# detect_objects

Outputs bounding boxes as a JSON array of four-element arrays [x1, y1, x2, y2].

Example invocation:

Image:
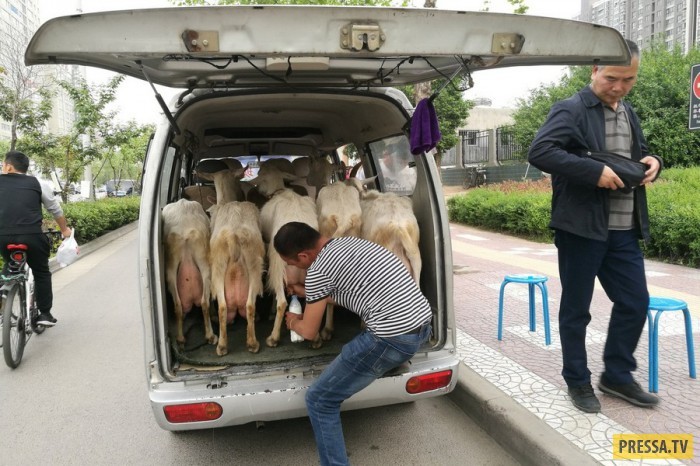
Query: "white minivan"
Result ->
[[26, 5, 628, 431]]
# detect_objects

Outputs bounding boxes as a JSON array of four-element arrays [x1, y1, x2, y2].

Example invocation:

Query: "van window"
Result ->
[[369, 135, 416, 194]]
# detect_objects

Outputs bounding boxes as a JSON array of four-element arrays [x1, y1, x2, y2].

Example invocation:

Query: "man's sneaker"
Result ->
[[36, 312, 57, 327], [598, 376, 659, 408], [568, 384, 601, 413]]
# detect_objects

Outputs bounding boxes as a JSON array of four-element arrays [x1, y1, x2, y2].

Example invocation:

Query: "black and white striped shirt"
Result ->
[[304, 236, 431, 337]]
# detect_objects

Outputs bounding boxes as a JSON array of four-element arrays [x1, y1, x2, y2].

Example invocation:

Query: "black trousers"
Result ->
[[555, 229, 649, 387], [0, 233, 53, 313]]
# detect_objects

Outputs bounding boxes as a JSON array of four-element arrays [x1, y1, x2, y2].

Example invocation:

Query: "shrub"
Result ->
[[1, 196, 140, 270], [448, 168, 700, 267], [54, 196, 141, 244]]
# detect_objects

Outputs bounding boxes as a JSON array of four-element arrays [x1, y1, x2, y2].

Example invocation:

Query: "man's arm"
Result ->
[[39, 180, 72, 238], [285, 297, 330, 341], [529, 103, 613, 188]]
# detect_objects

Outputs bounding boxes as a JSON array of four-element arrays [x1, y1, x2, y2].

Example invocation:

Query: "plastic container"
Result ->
[[289, 295, 304, 343]]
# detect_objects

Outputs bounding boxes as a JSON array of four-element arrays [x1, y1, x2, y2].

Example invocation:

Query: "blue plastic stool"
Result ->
[[647, 296, 696, 393], [498, 274, 551, 345]]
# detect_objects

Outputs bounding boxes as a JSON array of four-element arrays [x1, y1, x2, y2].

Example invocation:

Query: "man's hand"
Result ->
[[597, 165, 625, 191], [286, 283, 306, 297], [640, 155, 661, 185]]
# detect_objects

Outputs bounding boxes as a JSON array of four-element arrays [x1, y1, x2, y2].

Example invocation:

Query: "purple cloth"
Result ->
[[410, 98, 441, 155]]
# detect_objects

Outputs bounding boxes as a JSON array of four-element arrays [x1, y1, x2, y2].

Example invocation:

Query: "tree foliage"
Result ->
[[0, 39, 54, 151], [512, 43, 700, 167], [19, 76, 125, 202]]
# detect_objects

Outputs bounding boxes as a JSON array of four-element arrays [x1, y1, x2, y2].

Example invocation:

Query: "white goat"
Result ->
[[360, 190, 422, 283], [315, 180, 363, 340], [196, 164, 246, 205], [208, 201, 265, 355], [161, 199, 216, 349], [252, 166, 319, 347]]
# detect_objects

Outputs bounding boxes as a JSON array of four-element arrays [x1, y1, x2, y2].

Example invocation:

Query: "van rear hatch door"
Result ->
[[26, 6, 629, 89]]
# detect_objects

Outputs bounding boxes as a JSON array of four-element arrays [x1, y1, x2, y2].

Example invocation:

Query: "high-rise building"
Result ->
[[582, 0, 700, 52], [0, 0, 82, 144]]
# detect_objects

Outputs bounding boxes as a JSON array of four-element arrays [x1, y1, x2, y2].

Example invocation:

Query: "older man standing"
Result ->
[[528, 40, 662, 413]]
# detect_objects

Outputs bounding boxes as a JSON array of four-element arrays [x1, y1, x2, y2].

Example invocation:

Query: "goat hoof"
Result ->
[[320, 329, 333, 341], [248, 341, 260, 353], [207, 335, 219, 346], [311, 339, 323, 350], [265, 336, 279, 347], [216, 345, 228, 356]]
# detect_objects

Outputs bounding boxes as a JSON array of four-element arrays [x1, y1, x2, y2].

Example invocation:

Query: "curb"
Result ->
[[49, 222, 138, 273], [448, 363, 598, 466]]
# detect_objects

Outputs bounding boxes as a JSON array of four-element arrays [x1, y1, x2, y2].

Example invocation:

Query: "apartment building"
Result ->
[[0, 0, 81, 143], [582, 0, 700, 52]]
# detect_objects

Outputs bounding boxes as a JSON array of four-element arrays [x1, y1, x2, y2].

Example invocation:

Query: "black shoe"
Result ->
[[567, 384, 601, 413], [36, 312, 57, 327], [598, 376, 659, 408]]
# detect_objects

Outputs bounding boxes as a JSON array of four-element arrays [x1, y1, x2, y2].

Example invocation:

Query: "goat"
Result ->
[[208, 201, 265, 355], [161, 199, 216, 349], [196, 161, 246, 205], [360, 190, 422, 283], [314, 180, 363, 340], [251, 166, 319, 348]]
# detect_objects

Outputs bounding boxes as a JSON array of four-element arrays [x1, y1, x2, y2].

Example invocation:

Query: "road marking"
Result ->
[[451, 236, 700, 317]]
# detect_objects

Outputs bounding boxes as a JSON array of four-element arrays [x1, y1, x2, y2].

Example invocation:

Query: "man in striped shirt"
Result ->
[[274, 221, 431, 466], [528, 40, 662, 414]]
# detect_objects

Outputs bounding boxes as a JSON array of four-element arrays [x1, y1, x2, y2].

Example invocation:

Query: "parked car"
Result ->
[[26, 5, 629, 431]]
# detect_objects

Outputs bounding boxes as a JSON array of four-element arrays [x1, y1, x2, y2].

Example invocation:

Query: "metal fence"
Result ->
[[496, 126, 524, 162], [459, 129, 489, 165]]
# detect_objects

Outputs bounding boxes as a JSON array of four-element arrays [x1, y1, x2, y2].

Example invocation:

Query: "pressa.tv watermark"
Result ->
[[613, 434, 694, 460]]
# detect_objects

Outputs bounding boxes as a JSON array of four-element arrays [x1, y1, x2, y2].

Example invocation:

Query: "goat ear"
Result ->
[[206, 195, 217, 206], [362, 176, 378, 186]]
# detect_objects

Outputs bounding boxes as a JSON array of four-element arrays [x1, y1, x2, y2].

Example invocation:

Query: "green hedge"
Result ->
[[53, 196, 141, 244], [447, 179, 553, 242], [447, 168, 700, 268], [2, 196, 140, 270]]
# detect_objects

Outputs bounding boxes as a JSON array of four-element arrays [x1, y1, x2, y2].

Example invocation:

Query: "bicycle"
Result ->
[[1, 230, 61, 368], [463, 165, 487, 189]]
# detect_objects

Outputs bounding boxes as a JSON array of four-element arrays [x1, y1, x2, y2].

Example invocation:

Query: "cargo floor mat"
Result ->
[[169, 305, 361, 367]]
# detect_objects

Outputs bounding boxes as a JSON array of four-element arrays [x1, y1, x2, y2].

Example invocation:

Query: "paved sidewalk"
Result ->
[[448, 218, 699, 465]]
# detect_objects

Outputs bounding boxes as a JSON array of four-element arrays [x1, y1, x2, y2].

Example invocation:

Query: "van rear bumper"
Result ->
[[149, 354, 459, 431]]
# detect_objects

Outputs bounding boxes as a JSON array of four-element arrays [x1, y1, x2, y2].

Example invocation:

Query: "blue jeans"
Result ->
[[305, 324, 431, 466]]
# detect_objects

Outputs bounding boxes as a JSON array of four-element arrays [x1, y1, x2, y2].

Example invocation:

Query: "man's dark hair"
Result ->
[[274, 222, 320, 258], [4, 151, 30, 173], [626, 39, 640, 59]]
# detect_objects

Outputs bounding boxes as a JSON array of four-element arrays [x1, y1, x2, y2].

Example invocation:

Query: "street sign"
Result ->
[[689, 64, 700, 130]]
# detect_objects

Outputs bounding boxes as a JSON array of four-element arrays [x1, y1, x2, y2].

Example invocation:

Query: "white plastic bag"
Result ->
[[55, 228, 80, 268]]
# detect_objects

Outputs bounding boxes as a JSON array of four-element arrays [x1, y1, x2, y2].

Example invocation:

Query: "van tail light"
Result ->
[[405, 370, 453, 394], [163, 402, 223, 423]]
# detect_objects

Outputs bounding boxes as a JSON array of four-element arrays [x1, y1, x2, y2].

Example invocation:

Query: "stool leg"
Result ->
[[647, 310, 655, 392], [537, 282, 551, 346], [682, 308, 696, 379], [652, 310, 663, 393], [498, 281, 508, 341], [528, 283, 536, 332]]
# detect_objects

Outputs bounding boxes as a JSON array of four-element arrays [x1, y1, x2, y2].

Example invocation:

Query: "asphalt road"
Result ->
[[0, 228, 517, 465]]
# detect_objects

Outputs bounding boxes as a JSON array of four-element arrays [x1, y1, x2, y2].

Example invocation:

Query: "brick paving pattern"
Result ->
[[449, 220, 699, 465]]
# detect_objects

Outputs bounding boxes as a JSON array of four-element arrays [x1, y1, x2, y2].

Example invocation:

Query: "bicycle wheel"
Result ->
[[3, 283, 27, 369]]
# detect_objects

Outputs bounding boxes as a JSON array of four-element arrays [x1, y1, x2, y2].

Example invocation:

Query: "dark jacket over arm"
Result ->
[[528, 86, 662, 242]]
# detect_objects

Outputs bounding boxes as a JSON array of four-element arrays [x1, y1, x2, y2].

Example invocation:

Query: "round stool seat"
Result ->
[[503, 274, 548, 284], [649, 296, 687, 311]]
